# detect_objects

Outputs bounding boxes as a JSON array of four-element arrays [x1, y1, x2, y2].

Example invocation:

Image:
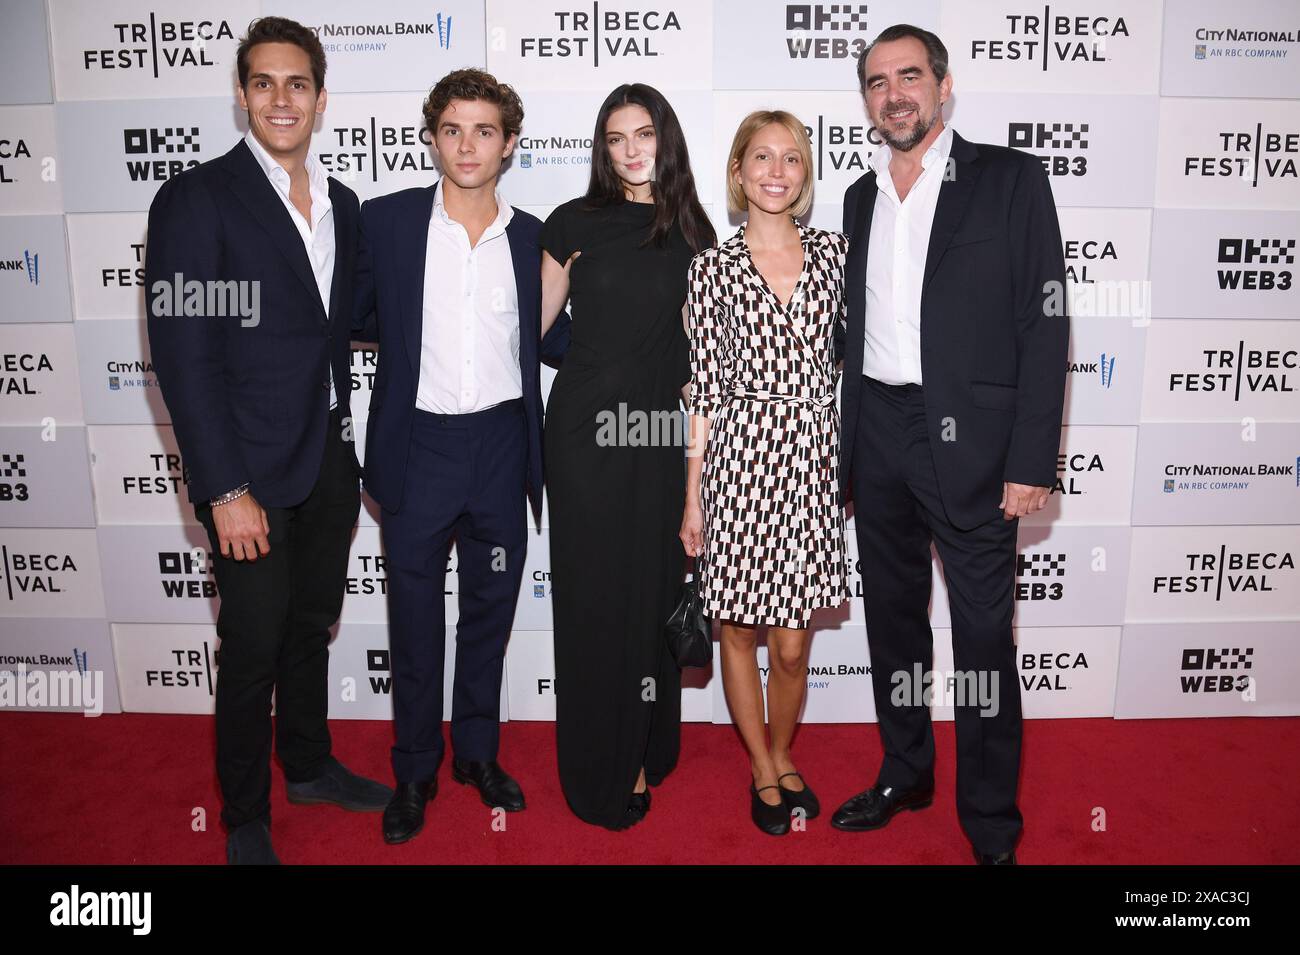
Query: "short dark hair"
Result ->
[[236, 17, 326, 91], [422, 68, 524, 141], [856, 23, 949, 93]]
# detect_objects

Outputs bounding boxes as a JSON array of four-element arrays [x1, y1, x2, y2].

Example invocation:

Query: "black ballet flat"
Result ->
[[629, 787, 651, 819], [751, 783, 791, 836], [778, 772, 820, 820]]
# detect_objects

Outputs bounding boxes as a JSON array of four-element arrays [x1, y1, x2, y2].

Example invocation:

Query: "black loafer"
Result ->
[[286, 757, 394, 812], [976, 849, 1017, 865], [830, 782, 934, 832], [226, 819, 279, 865], [751, 783, 791, 836], [451, 758, 526, 812], [382, 781, 437, 845], [778, 772, 820, 820]]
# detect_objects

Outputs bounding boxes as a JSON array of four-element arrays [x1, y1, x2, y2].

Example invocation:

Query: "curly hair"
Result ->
[[422, 68, 524, 140]]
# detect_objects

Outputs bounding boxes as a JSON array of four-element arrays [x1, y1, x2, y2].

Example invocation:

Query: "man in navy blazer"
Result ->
[[353, 69, 558, 844], [830, 26, 1068, 864], [145, 18, 392, 865]]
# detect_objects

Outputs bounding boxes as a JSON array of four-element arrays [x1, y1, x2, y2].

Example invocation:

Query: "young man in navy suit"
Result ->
[[146, 17, 392, 865], [354, 69, 557, 844]]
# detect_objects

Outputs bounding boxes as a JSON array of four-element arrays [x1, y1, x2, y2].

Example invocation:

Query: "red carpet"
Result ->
[[2, 713, 1297, 865]]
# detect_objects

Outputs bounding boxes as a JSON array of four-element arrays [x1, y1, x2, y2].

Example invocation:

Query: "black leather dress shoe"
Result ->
[[451, 758, 526, 812], [286, 757, 394, 812], [383, 781, 437, 845], [778, 772, 820, 820], [830, 782, 934, 832], [751, 783, 791, 836], [226, 819, 279, 865], [976, 850, 1017, 865]]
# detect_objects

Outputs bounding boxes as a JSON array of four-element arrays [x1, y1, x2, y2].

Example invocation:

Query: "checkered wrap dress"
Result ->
[[687, 224, 850, 629]]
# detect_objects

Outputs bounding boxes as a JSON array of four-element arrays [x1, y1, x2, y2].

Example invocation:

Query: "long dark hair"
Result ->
[[584, 84, 715, 253]]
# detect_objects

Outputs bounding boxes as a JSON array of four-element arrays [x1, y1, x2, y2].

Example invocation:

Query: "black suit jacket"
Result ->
[[840, 130, 1069, 529], [145, 139, 363, 508], [352, 183, 560, 517]]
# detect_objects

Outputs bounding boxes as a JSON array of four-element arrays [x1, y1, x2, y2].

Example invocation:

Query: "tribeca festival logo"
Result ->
[[1180, 647, 1253, 695], [1183, 124, 1299, 189], [969, 10, 1131, 68], [0, 350, 52, 397], [1166, 342, 1296, 398], [785, 4, 869, 61], [0, 543, 78, 599], [1051, 450, 1104, 498], [1021, 650, 1089, 692], [1016, 552, 1065, 602], [1153, 546, 1294, 598], [145, 642, 216, 694], [317, 116, 438, 182], [307, 13, 454, 54], [516, 7, 684, 63], [801, 114, 880, 181], [79, 13, 234, 75], [123, 451, 186, 498], [1, 249, 39, 285], [1216, 236, 1294, 291], [1192, 24, 1298, 62], [101, 239, 146, 292], [124, 126, 201, 182], [0, 451, 27, 503]]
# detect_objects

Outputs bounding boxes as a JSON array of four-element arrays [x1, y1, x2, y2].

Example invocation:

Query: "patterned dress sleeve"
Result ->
[[686, 251, 731, 420], [828, 231, 849, 366]]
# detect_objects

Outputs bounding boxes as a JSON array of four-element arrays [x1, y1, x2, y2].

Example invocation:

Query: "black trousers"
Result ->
[[196, 407, 361, 829], [851, 377, 1023, 855]]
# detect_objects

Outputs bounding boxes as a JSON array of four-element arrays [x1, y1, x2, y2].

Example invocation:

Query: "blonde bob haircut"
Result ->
[[725, 110, 815, 218]]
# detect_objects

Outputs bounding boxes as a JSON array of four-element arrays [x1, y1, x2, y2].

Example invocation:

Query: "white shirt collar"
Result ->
[[870, 123, 955, 179], [432, 177, 514, 236], [244, 129, 330, 202]]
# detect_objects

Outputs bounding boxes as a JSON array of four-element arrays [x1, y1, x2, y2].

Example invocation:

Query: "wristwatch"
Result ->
[[210, 484, 250, 507]]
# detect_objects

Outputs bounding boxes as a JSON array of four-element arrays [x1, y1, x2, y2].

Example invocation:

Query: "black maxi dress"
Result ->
[[540, 196, 693, 828]]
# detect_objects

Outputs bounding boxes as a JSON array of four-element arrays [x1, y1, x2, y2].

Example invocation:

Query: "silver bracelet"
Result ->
[[210, 484, 250, 507]]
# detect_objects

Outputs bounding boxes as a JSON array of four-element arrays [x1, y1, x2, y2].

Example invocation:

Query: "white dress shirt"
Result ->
[[417, 178, 522, 415], [863, 123, 955, 386], [243, 130, 338, 408]]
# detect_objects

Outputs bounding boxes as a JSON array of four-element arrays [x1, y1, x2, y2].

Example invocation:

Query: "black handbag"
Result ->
[[664, 560, 712, 668]]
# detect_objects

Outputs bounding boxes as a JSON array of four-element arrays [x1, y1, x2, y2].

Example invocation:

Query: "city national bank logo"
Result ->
[[124, 127, 200, 182], [1009, 121, 1088, 177], [1180, 647, 1252, 695], [532, 569, 551, 598], [1, 351, 52, 396], [79, 14, 234, 76], [309, 14, 454, 53], [1162, 459, 1296, 494], [1, 653, 104, 717], [105, 359, 156, 393], [1167, 342, 1295, 399], [0, 544, 79, 599], [367, 649, 390, 694], [0, 451, 28, 504], [1192, 25, 1298, 62], [158, 549, 215, 600], [1183, 125, 1298, 189], [1068, 353, 1116, 389], [1015, 552, 1065, 602], [1052, 451, 1104, 497], [517, 8, 684, 64], [516, 131, 594, 170], [1, 250, 39, 285], [785, 4, 869, 61], [969, 11, 1131, 68], [1153, 547, 1294, 598], [1217, 237, 1294, 291]]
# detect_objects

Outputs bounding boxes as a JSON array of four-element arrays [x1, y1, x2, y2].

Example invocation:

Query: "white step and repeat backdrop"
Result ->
[[2, 0, 1297, 723]]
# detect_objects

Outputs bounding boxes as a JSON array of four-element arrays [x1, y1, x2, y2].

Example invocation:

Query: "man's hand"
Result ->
[[212, 493, 270, 561], [999, 482, 1049, 521]]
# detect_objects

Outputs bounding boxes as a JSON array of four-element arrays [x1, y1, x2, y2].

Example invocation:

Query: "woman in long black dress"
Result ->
[[539, 84, 715, 830]]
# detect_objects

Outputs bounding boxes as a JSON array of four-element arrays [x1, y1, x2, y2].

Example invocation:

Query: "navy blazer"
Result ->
[[145, 139, 363, 508], [353, 183, 564, 516], [839, 131, 1069, 529]]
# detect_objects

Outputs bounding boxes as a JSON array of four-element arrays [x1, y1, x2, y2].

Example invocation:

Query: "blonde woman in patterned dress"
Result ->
[[680, 111, 849, 836]]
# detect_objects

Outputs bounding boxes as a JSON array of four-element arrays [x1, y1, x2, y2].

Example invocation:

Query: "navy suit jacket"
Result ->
[[353, 183, 565, 517], [145, 139, 363, 508], [839, 131, 1069, 529]]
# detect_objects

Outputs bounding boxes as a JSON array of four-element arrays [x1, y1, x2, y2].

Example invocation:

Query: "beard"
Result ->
[[877, 100, 939, 152]]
